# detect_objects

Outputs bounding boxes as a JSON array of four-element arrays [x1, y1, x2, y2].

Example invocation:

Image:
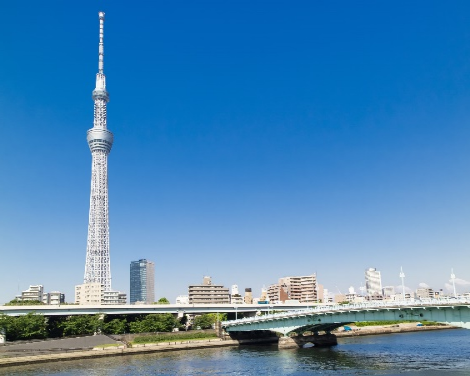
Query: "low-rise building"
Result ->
[[415, 288, 442, 300], [334, 294, 347, 303], [103, 290, 127, 305], [176, 295, 189, 304], [15, 286, 65, 305], [393, 292, 412, 300], [365, 294, 384, 301], [382, 286, 395, 297], [42, 291, 65, 305]]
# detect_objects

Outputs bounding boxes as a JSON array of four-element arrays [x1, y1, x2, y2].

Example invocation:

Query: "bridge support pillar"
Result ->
[[278, 336, 298, 349], [278, 333, 338, 349], [214, 321, 224, 338], [309, 333, 337, 347]]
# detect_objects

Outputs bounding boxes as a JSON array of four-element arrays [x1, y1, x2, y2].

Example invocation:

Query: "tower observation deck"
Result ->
[[84, 11, 114, 291]]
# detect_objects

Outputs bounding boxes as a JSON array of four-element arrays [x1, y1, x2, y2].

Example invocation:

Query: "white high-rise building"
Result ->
[[365, 268, 383, 296], [84, 12, 114, 291], [231, 284, 244, 304], [19, 285, 44, 302]]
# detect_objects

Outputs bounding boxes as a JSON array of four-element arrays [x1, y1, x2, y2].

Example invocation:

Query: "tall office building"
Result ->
[[83, 12, 114, 291], [130, 259, 155, 304], [365, 267, 383, 296]]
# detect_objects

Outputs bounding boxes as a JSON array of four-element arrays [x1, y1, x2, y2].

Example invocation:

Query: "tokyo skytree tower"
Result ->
[[84, 11, 114, 291]]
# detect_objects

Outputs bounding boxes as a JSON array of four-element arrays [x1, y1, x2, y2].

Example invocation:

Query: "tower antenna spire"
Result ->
[[98, 11, 105, 74], [84, 11, 114, 292]]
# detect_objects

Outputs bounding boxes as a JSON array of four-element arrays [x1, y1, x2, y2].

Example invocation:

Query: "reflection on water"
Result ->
[[1, 329, 470, 375]]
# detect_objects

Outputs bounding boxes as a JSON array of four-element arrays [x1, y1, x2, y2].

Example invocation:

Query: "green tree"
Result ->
[[179, 314, 188, 327], [193, 313, 227, 329], [16, 313, 47, 339], [59, 315, 101, 336], [129, 314, 178, 333], [156, 297, 170, 304], [103, 318, 127, 334], [0, 314, 13, 340], [47, 316, 66, 338], [4, 299, 45, 306], [0, 313, 47, 341]]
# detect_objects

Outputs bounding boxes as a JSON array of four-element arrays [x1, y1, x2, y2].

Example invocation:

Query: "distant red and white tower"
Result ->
[[84, 12, 114, 291]]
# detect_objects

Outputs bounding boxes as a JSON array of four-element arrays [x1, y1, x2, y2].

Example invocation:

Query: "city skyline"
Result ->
[[2, 1, 470, 304]]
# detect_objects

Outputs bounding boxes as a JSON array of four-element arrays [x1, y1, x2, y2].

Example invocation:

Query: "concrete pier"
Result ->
[[278, 336, 297, 349], [278, 333, 337, 348]]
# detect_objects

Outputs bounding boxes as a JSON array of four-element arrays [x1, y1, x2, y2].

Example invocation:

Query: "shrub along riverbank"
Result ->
[[133, 332, 219, 344]]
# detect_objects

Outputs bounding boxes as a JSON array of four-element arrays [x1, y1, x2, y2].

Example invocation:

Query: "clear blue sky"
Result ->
[[1, 1, 470, 303]]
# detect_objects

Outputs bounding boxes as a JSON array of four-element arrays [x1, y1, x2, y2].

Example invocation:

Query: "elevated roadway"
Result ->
[[0, 303, 313, 317]]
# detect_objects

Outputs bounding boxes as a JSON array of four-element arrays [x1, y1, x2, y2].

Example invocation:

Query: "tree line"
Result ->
[[0, 312, 227, 342]]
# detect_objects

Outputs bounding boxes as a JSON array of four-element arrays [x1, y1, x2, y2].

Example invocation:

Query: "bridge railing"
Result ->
[[222, 297, 470, 326]]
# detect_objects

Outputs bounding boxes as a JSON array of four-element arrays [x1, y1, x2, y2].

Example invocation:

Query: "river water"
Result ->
[[1, 329, 470, 375]]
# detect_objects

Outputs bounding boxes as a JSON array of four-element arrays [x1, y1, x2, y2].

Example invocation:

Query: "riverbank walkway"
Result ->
[[0, 336, 239, 368], [0, 335, 122, 359]]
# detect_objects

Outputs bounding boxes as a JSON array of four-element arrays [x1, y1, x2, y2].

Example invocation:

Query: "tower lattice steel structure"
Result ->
[[84, 11, 114, 291]]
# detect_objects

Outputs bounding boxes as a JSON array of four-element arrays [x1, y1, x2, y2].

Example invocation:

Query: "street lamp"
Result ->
[[451, 269, 457, 298], [400, 266, 406, 301]]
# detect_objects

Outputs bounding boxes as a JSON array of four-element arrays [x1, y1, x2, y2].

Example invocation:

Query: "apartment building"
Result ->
[[42, 291, 65, 305], [267, 274, 318, 303], [20, 285, 44, 302], [188, 276, 230, 304], [75, 282, 127, 305], [365, 268, 383, 296]]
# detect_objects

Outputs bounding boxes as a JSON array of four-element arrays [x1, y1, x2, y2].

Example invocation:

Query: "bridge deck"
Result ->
[[222, 298, 470, 335]]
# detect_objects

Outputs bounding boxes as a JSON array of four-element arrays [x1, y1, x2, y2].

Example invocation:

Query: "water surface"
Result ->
[[1, 329, 468, 375]]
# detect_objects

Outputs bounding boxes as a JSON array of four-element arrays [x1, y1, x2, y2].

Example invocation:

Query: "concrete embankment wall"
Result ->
[[0, 338, 239, 368]]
